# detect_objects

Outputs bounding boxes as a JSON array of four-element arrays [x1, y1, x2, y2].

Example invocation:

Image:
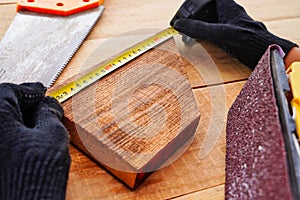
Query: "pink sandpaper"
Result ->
[[225, 45, 292, 199]]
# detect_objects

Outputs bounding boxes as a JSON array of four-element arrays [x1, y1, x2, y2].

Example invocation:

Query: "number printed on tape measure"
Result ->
[[49, 27, 178, 103]]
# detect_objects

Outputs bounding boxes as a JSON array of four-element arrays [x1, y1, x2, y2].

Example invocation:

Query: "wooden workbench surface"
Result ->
[[1, 0, 300, 199]]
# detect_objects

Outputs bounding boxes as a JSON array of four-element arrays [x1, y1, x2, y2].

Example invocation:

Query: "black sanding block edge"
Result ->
[[270, 48, 300, 200]]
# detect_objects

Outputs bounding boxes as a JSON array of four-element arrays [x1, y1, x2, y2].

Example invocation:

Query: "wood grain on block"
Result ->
[[49, 39, 200, 189]]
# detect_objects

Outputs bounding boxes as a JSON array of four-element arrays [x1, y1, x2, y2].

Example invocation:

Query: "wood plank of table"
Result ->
[[172, 185, 224, 200], [237, 0, 300, 21], [0, 0, 16, 4], [176, 39, 251, 88], [0, 4, 15, 39], [267, 18, 300, 45], [86, 0, 184, 40]]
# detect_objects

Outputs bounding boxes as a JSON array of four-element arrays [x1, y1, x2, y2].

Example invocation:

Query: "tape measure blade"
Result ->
[[49, 27, 178, 103]]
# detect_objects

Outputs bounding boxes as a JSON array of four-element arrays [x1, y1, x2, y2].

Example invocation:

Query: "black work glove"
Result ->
[[0, 82, 70, 200], [172, 0, 298, 69]]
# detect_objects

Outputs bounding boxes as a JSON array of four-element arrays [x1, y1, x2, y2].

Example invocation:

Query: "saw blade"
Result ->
[[0, 5, 104, 88]]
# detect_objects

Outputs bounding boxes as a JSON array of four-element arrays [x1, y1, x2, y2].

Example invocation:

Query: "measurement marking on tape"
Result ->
[[48, 27, 178, 103]]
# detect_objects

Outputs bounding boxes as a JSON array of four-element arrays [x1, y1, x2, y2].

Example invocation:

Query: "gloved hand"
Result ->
[[0, 82, 70, 200], [172, 0, 298, 69]]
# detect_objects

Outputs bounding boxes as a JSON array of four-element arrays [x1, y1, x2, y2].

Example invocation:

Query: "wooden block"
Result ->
[[65, 81, 245, 199], [49, 38, 200, 189]]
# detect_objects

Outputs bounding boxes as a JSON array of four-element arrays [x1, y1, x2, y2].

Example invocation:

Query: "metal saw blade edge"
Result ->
[[0, 6, 105, 88]]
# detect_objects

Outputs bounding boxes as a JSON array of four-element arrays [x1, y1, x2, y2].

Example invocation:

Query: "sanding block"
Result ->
[[226, 45, 300, 199]]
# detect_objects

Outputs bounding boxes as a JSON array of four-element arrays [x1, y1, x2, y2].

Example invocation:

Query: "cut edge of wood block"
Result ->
[[63, 109, 200, 189]]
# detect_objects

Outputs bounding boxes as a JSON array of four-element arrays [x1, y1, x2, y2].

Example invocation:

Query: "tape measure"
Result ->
[[48, 27, 178, 103]]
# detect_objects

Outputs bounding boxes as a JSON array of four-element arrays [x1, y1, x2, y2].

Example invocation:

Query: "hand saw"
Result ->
[[0, 0, 105, 88]]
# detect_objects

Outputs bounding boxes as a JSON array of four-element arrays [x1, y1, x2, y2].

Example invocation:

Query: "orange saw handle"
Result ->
[[17, 0, 104, 16]]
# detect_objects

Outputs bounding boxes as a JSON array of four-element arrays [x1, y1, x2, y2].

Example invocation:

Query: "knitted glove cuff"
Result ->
[[0, 151, 70, 200], [243, 30, 298, 69]]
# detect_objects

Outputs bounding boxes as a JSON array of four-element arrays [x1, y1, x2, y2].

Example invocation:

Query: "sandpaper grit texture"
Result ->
[[225, 46, 292, 199]]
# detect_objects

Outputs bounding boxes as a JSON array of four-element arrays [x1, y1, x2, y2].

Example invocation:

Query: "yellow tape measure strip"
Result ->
[[48, 27, 178, 103], [288, 62, 300, 138]]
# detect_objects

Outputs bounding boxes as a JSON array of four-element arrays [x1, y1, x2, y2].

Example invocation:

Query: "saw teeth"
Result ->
[[47, 6, 105, 88], [0, 6, 105, 88]]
